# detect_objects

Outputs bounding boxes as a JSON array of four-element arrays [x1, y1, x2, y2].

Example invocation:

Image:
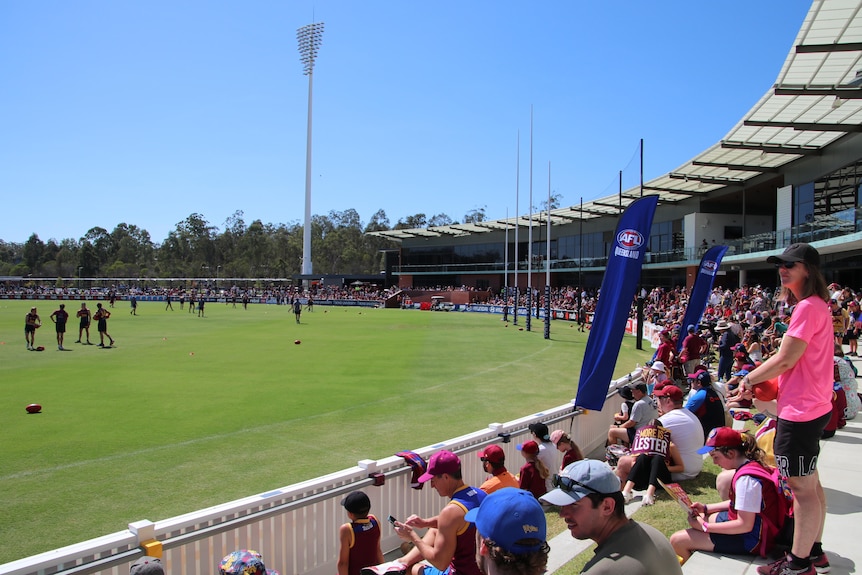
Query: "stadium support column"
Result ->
[[544, 285, 550, 339]]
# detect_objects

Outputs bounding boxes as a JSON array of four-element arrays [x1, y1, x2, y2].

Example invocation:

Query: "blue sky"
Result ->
[[0, 1, 811, 245]]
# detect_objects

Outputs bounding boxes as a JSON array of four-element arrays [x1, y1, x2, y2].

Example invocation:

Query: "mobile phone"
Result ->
[[388, 515, 398, 525]]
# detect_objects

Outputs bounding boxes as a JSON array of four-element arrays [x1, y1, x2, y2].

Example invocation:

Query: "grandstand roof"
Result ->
[[372, 0, 862, 241]]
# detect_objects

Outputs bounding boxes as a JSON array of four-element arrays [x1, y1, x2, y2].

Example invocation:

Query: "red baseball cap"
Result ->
[[517, 440, 539, 455], [478, 444, 505, 464], [654, 384, 683, 402], [698, 427, 744, 454]]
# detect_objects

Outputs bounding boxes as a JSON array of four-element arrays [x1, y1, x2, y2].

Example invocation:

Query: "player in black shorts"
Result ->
[[50, 304, 69, 350], [76, 303, 92, 344]]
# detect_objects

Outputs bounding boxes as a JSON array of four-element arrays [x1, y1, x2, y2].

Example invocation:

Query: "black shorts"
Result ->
[[56, 323, 66, 333], [774, 412, 831, 477], [24, 325, 35, 334]]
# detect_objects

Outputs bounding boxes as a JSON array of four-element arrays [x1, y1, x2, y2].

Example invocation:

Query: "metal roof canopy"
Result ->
[[369, 0, 862, 243]]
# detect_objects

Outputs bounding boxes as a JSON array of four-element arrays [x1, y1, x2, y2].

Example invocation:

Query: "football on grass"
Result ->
[[26, 404, 42, 414], [294, 340, 301, 345]]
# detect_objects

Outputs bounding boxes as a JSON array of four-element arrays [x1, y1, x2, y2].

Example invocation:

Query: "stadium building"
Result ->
[[372, 0, 862, 292]]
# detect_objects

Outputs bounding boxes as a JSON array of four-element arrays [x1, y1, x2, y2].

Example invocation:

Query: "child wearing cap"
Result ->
[[549, 430, 583, 470], [464, 488, 549, 575], [670, 427, 786, 562], [338, 491, 384, 575], [477, 445, 519, 494], [517, 441, 548, 500]]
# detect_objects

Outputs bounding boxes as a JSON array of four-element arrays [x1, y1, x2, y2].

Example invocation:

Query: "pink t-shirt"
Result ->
[[778, 296, 833, 422]]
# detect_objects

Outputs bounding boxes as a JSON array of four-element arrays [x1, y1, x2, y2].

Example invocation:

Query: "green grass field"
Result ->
[[0, 300, 652, 564]]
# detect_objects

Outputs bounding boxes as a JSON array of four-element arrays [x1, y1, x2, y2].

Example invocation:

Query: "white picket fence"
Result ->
[[0, 373, 639, 575]]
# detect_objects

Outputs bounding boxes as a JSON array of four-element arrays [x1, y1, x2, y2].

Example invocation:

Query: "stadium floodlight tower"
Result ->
[[296, 21, 324, 283]]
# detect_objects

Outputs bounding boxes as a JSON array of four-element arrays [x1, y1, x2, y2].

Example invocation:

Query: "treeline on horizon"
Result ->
[[0, 207, 488, 280]]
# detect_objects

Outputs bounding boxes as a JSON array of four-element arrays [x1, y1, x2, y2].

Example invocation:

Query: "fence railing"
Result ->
[[0, 373, 640, 575]]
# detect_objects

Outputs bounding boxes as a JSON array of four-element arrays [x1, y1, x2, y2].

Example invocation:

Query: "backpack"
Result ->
[[731, 461, 794, 556]]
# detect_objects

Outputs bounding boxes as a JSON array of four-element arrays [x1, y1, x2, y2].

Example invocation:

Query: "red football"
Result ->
[[294, 340, 301, 345], [25, 403, 42, 414]]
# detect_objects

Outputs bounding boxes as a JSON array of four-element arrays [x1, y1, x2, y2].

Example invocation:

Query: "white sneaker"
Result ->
[[642, 494, 655, 506], [622, 490, 634, 503]]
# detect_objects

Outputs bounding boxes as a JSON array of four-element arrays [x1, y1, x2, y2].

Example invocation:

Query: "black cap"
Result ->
[[341, 490, 371, 514], [767, 243, 820, 267], [618, 386, 634, 400]]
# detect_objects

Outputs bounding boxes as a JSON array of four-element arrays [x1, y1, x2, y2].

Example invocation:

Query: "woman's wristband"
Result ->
[[702, 521, 709, 533]]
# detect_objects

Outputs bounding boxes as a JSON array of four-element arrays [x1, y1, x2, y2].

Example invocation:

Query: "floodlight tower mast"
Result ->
[[297, 21, 324, 280]]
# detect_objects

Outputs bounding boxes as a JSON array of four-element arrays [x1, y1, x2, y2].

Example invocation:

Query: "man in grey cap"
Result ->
[[540, 460, 681, 575], [129, 556, 165, 575]]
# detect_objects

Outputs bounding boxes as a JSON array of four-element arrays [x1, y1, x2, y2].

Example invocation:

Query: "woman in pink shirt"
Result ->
[[743, 243, 832, 575]]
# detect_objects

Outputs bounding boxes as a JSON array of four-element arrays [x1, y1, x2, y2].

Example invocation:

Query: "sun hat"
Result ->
[[651, 360, 666, 372], [418, 450, 461, 482], [219, 550, 279, 575], [766, 242, 820, 267], [698, 427, 744, 454], [715, 320, 731, 331], [539, 460, 620, 506], [478, 444, 506, 464], [464, 488, 546, 554]]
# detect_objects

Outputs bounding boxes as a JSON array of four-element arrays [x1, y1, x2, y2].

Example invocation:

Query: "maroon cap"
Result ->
[[654, 384, 683, 402], [478, 445, 505, 464], [517, 440, 539, 455], [418, 450, 461, 482]]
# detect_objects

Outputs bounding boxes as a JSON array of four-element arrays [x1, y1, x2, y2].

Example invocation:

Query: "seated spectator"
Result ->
[[822, 381, 847, 439], [540, 460, 683, 574], [612, 386, 635, 426], [834, 345, 860, 420], [394, 450, 486, 575], [670, 428, 787, 562], [517, 441, 549, 500], [550, 430, 584, 470], [465, 488, 549, 575], [684, 370, 727, 440], [607, 383, 657, 447], [619, 420, 684, 506], [130, 557, 165, 575], [645, 361, 669, 394], [477, 445, 519, 494]]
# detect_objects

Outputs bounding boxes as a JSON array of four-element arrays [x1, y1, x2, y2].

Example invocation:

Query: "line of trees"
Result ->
[[0, 207, 488, 280]]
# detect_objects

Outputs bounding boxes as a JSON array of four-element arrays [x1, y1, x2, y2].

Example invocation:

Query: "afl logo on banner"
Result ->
[[701, 260, 718, 276], [617, 230, 644, 249], [614, 229, 644, 260]]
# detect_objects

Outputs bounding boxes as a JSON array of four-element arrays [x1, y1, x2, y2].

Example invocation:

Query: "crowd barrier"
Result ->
[[0, 371, 640, 575]]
